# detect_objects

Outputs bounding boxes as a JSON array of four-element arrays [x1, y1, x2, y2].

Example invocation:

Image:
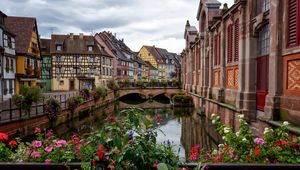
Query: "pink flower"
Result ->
[[190, 153, 198, 160], [32, 140, 42, 148], [229, 151, 234, 158], [254, 137, 265, 145], [55, 139, 68, 148], [114, 147, 120, 154], [152, 160, 159, 168], [44, 159, 51, 164], [45, 130, 54, 138], [34, 127, 41, 133], [180, 168, 187, 170], [31, 151, 41, 158], [45, 146, 53, 153], [75, 147, 80, 153]]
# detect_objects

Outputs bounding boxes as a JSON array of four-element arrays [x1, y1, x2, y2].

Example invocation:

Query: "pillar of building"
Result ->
[[264, 0, 283, 120]]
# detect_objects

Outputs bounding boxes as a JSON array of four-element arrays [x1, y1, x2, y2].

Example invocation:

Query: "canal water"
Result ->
[[56, 94, 222, 161]]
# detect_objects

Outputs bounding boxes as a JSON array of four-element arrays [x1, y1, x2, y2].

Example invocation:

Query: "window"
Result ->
[[88, 46, 93, 51], [257, 0, 270, 14], [6, 58, 9, 71], [9, 80, 13, 94], [214, 33, 221, 66], [11, 59, 14, 71], [4, 34, 7, 47], [59, 80, 64, 85], [227, 24, 234, 63], [257, 25, 270, 56], [287, 0, 300, 47], [234, 19, 239, 62], [56, 45, 62, 51]]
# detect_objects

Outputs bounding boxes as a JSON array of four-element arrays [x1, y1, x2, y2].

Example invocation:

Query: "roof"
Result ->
[[40, 38, 51, 56], [145, 61, 157, 70], [143, 45, 165, 64], [50, 34, 102, 54], [5, 16, 38, 54]]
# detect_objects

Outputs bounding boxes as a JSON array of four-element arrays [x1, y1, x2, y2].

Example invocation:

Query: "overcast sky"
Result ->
[[0, 0, 233, 53]]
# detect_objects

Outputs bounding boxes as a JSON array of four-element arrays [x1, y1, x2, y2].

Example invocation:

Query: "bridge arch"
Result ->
[[118, 88, 182, 99]]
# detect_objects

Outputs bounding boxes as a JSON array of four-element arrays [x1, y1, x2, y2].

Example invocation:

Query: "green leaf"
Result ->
[[157, 163, 168, 170]]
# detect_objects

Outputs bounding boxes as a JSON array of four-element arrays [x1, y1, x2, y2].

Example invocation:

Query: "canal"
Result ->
[[55, 94, 222, 161]]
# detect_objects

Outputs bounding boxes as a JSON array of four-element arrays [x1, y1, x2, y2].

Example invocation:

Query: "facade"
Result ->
[[40, 38, 52, 91], [50, 33, 109, 91], [0, 11, 4, 102], [5, 16, 41, 94], [182, 0, 300, 132], [138, 45, 179, 81]]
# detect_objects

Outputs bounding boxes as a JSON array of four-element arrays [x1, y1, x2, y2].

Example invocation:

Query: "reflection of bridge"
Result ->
[[118, 87, 181, 98], [119, 100, 171, 109]]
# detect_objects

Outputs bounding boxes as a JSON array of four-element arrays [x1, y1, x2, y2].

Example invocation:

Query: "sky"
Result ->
[[0, 0, 233, 53]]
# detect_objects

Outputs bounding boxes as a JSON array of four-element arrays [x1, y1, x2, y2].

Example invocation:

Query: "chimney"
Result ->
[[79, 33, 84, 39], [70, 33, 74, 39]]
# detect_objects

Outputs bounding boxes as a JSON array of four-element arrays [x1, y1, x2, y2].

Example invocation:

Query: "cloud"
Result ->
[[0, 0, 234, 53]]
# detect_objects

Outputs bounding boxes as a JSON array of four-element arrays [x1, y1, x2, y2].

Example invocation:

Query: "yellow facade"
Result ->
[[16, 28, 41, 94], [138, 47, 158, 68]]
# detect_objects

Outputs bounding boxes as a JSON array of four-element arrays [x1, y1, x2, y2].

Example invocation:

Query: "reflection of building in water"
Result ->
[[180, 110, 222, 159]]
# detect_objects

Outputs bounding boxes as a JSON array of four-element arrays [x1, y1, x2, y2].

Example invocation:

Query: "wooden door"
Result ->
[[69, 80, 75, 91], [256, 55, 269, 111]]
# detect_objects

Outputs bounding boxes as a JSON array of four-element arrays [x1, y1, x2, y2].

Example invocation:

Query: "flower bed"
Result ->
[[188, 114, 300, 166], [0, 108, 179, 170]]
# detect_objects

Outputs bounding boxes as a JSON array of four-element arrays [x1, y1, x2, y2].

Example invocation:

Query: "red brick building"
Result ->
[[182, 0, 300, 133]]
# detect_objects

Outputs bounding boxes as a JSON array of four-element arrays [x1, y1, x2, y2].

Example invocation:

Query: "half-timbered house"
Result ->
[[50, 33, 105, 91]]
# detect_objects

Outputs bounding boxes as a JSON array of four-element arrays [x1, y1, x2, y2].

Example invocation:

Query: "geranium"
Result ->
[[97, 144, 107, 160], [106, 116, 117, 122], [8, 140, 18, 147], [156, 114, 162, 123], [45, 146, 53, 153], [34, 127, 41, 133], [30, 151, 41, 158], [55, 140, 68, 148], [0, 132, 8, 141], [152, 160, 159, 168], [44, 159, 52, 164], [253, 147, 261, 156], [32, 140, 42, 148], [45, 130, 54, 138], [254, 137, 265, 145]]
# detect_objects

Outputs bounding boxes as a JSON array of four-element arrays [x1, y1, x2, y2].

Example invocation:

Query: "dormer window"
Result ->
[[56, 45, 62, 51], [88, 45, 93, 52]]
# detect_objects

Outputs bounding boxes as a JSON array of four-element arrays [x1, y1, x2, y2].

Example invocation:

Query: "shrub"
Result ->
[[160, 80, 167, 87], [12, 85, 41, 117], [107, 79, 119, 91], [66, 96, 85, 111], [44, 97, 61, 121], [124, 79, 130, 87], [92, 86, 108, 100], [150, 78, 158, 87]]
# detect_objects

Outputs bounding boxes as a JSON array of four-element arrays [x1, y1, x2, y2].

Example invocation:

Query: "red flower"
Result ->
[[0, 132, 8, 141], [92, 160, 96, 166], [106, 116, 117, 122], [253, 147, 261, 156], [275, 140, 288, 146], [152, 160, 159, 168], [156, 114, 162, 123], [97, 144, 107, 160], [8, 140, 17, 146]]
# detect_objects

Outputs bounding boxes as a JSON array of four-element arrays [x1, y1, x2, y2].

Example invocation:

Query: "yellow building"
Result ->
[[138, 46, 158, 69], [5, 16, 41, 94]]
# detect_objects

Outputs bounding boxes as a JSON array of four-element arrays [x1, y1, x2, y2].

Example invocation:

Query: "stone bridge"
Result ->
[[119, 100, 171, 109], [118, 88, 182, 99]]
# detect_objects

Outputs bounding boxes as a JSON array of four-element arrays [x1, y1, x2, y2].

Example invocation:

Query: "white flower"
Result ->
[[238, 114, 244, 119], [216, 116, 220, 120], [235, 131, 240, 136], [224, 127, 231, 134], [242, 138, 247, 142], [222, 136, 225, 140], [211, 113, 216, 118], [212, 149, 218, 155], [218, 144, 224, 148], [263, 127, 273, 134], [212, 120, 216, 124], [283, 121, 289, 126]]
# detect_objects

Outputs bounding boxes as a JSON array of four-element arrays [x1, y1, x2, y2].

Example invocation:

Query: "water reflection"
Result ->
[[56, 101, 222, 161]]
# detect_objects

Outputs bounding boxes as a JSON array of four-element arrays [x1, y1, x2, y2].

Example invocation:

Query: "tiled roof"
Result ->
[[5, 16, 37, 54], [50, 34, 101, 54], [40, 38, 51, 56]]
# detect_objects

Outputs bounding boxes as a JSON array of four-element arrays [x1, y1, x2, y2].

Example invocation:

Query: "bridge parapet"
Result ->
[[118, 88, 182, 99]]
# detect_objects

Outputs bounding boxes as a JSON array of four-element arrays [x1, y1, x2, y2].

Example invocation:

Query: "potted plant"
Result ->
[[44, 97, 61, 128], [25, 65, 33, 75]]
